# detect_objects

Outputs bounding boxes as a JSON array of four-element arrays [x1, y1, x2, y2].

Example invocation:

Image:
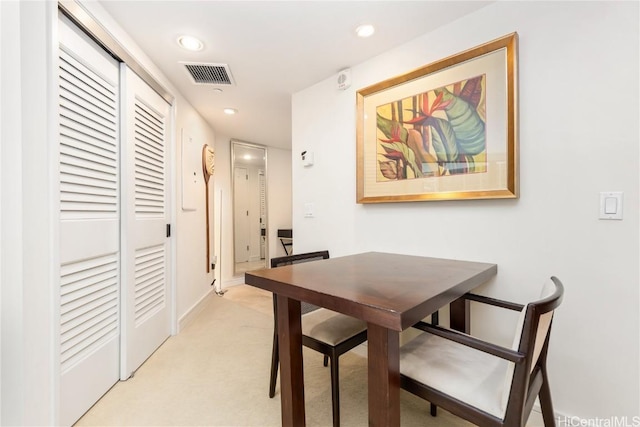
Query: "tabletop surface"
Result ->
[[245, 252, 497, 331]]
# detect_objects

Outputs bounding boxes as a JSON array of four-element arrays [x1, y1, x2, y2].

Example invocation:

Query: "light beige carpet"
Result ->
[[75, 285, 543, 426]]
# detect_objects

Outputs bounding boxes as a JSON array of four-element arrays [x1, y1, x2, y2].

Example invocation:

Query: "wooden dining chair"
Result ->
[[268, 250, 368, 427], [400, 276, 564, 427]]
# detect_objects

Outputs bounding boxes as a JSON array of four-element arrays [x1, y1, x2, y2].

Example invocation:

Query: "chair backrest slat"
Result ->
[[270, 250, 330, 315], [270, 250, 330, 268]]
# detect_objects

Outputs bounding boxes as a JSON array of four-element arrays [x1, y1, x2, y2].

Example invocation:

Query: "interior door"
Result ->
[[58, 13, 121, 426], [234, 166, 250, 263], [120, 65, 171, 379]]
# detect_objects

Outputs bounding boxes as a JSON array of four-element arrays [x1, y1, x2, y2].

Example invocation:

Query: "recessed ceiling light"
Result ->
[[177, 35, 203, 51], [355, 24, 375, 38], [223, 108, 238, 115], [212, 88, 223, 93]]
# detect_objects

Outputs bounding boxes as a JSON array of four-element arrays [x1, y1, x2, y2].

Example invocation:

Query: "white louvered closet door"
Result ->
[[120, 65, 171, 379], [58, 14, 120, 427]]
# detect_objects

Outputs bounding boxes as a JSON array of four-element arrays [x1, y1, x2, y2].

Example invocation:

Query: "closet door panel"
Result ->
[[120, 65, 171, 379], [58, 13, 120, 427]]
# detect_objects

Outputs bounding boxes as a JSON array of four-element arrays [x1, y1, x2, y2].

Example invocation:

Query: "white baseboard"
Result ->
[[224, 276, 245, 287], [177, 278, 254, 332], [177, 288, 214, 332]]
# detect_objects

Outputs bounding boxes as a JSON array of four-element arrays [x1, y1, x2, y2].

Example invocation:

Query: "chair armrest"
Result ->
[[463, 293, 524, 312], [411, 322, 525, 363]]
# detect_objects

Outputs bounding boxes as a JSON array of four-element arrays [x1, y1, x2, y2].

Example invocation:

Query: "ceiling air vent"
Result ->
[[181, 62, 235, 86]]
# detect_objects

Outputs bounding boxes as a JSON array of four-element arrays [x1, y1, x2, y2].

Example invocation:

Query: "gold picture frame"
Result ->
[[356, 33, 518, 203]]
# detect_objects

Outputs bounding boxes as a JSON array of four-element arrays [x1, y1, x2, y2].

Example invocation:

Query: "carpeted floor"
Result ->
[[75, 285, 543, 426]]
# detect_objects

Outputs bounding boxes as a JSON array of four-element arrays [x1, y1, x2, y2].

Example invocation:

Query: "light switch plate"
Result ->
[[599, 192, 623, 220], [304, 203, 315, 218]]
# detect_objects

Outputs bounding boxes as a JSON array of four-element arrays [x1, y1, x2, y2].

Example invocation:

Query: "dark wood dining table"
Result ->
[[245, 251, 497, 427]]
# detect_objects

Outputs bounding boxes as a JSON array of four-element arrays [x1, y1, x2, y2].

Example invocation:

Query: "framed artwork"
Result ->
[[356, 33, 518, 203]]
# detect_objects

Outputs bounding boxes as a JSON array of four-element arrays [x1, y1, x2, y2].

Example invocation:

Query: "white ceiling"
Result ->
[[99, 1, 492, 150]]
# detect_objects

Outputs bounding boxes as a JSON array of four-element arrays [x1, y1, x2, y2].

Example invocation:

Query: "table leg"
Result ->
[[276, 295, 305, 426], [450, 297, 470, 333], [367, 323, 400, 427]]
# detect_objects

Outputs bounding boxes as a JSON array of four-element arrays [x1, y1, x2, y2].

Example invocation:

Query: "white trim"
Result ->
[[169, 100, 178, 336], [224, 277, 246, 288], [48, 3, 61, 424], [23, 2, 57, 424], [0, 3, 25, 423], [0, 3, 4, 422], [177, 289, 214, 332]]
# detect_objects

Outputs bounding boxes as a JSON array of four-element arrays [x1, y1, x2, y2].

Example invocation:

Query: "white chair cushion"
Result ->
[[502, 279, 556, 408], [400, 332, 513, 419], [302, 308, 367, 346], [401, 280, 557, 419], [510, 278, 556, 353]]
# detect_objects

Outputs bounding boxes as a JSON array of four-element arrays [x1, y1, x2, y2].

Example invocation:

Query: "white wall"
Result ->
[[267, 146, 293, 259], [212, 134, 234, 285], [292, 1, 639, 420], [174, 108, 217, 328]]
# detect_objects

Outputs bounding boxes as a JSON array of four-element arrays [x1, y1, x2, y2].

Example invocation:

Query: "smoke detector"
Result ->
[[337, 68, 351, 90]]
